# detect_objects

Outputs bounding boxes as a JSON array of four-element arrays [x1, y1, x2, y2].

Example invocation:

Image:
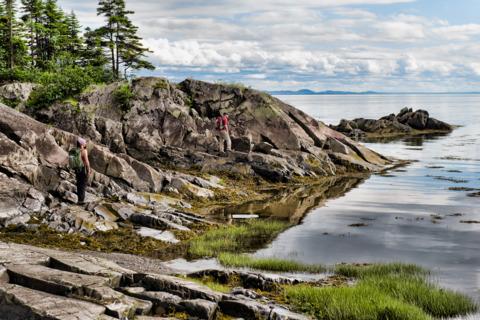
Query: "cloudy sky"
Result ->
[[58, 0, 480, 92]]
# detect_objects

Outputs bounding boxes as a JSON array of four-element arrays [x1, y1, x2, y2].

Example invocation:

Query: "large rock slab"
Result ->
[[0, 282, 107, 320], [141, 274, 224, 302]]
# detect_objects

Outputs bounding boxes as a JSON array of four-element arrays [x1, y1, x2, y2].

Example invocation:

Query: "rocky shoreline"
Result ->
[[0, 78, 420, 319], [0, 241, 319, 319], [330, 107, 453, 141]]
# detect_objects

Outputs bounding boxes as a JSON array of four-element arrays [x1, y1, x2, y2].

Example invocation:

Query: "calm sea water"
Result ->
[[257, 94, 480, 302]]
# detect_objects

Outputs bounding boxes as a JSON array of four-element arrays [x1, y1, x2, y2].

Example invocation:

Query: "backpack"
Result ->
[[216, 116, 225, 130], [68, 148, 83, 170]]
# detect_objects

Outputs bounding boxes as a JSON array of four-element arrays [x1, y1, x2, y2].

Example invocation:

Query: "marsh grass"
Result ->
[[187, 220, 290, 258], [284, 284, 431, 320], [184, 276, 232, 293], [334, 262, 428, 278], [361, 275, 478, 318], [218, 253, 326, 273], [285, 263, 477, 320]]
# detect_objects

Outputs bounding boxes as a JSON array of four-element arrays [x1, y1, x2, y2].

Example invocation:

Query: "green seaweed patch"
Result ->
[[0, 224, 186, 261]]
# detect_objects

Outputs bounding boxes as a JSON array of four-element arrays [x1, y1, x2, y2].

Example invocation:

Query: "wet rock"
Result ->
[[180, 299, 218, 320]]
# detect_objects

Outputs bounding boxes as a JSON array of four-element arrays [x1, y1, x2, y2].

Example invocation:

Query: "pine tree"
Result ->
[[37, 0, 67, 69]]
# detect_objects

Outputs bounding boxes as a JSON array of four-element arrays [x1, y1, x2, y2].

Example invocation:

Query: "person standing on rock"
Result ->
[[69, 137, 91, 205], [216, 111, 231, 153]]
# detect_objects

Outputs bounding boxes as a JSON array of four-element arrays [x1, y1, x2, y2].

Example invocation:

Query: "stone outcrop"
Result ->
[[331, 107, 453, 140], [29, 77, 391, 182], [0, 78, 394, 232], [0, 242, 313, 320]]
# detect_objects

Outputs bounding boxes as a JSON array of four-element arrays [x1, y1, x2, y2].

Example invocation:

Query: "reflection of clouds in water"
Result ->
[[266, 94, 480, 302]]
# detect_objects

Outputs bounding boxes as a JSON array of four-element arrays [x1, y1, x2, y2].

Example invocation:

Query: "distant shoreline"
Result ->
[[269, 90, 480, 95]]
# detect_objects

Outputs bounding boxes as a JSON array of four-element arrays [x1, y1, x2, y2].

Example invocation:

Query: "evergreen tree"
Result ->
[[97, 0, 154, 79], [37, 0, 66, 69], [82, 26, 108, 67], [97, 0, 116, 76], [0, 0, 27, 69], [59, 11, 83, 66], [21, 0, 43, 67], [119, 18, 154, 78]]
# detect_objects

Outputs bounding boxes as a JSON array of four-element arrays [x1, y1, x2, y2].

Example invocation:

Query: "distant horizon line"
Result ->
[[268, 89, 480, 95]]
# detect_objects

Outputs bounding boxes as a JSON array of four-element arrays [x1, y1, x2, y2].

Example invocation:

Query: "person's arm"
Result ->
[[81, 149, 91, 175]]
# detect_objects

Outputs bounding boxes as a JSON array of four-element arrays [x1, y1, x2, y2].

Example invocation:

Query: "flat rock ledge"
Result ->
[[0, 242, 312, 320]]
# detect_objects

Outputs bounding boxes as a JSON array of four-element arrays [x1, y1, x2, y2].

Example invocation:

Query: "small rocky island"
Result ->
[[330, 108, 453, 141]]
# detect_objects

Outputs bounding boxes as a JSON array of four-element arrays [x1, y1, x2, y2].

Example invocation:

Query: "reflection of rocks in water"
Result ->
[[365, 132, 450, 145], [213, 176, 365, 224]]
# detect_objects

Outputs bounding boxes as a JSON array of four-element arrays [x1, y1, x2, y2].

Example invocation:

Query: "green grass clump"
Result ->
[[184, 277, 232, 293], [188, 220, 289, 258], [218, 253, 325, 273], [335, 263, 428, 278], [361, 275, 478, 318], [284, 284, 431, 320], [284, 262, 477, 320]]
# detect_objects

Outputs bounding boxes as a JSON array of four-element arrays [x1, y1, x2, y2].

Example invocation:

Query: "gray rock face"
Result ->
[[26, 78, 390, 183], [0, 82, 36, 110], [331, 108, 452, 140]]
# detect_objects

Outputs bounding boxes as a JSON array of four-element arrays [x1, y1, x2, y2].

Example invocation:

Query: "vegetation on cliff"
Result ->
[[0, 0, 153, 109]]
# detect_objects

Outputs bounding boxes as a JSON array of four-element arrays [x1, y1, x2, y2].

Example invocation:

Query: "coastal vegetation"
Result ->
[[0, 0, 153, 109], [218, 253, 326, 273], [187, 219, 290, 258]]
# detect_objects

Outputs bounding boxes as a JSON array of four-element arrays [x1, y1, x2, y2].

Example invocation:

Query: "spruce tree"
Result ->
[[97, 0, 154, 79], [21, 0, 43, 67], [97, 0, 116, 76], [82, 26, 108, 68], [0, 0, 27, 69]]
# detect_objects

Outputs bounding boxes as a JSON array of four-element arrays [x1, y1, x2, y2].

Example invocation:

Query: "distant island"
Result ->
[[269, 89, 380, 95], [269, 89, 480, 95]]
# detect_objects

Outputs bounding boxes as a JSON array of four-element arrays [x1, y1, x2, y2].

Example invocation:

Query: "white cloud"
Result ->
[[55, 0, 480, 91]]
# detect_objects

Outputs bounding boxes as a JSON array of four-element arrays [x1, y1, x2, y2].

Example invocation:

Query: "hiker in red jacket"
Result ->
[[215, 111, 231, 153]]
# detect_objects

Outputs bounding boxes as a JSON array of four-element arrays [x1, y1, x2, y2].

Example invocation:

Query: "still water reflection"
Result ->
[[254, 94, 480, 302]]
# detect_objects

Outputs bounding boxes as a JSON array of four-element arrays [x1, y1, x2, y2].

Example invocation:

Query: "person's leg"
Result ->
[[225, 131, 232, 151], [76, 168, 87, 204], [218, 132, 225, 152]]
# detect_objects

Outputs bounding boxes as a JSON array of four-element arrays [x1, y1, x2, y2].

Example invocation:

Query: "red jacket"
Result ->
[[216, 115, 229, 131]]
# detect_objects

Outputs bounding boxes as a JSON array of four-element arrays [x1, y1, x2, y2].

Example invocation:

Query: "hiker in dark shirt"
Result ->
[[70, 138, 91, 205]]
